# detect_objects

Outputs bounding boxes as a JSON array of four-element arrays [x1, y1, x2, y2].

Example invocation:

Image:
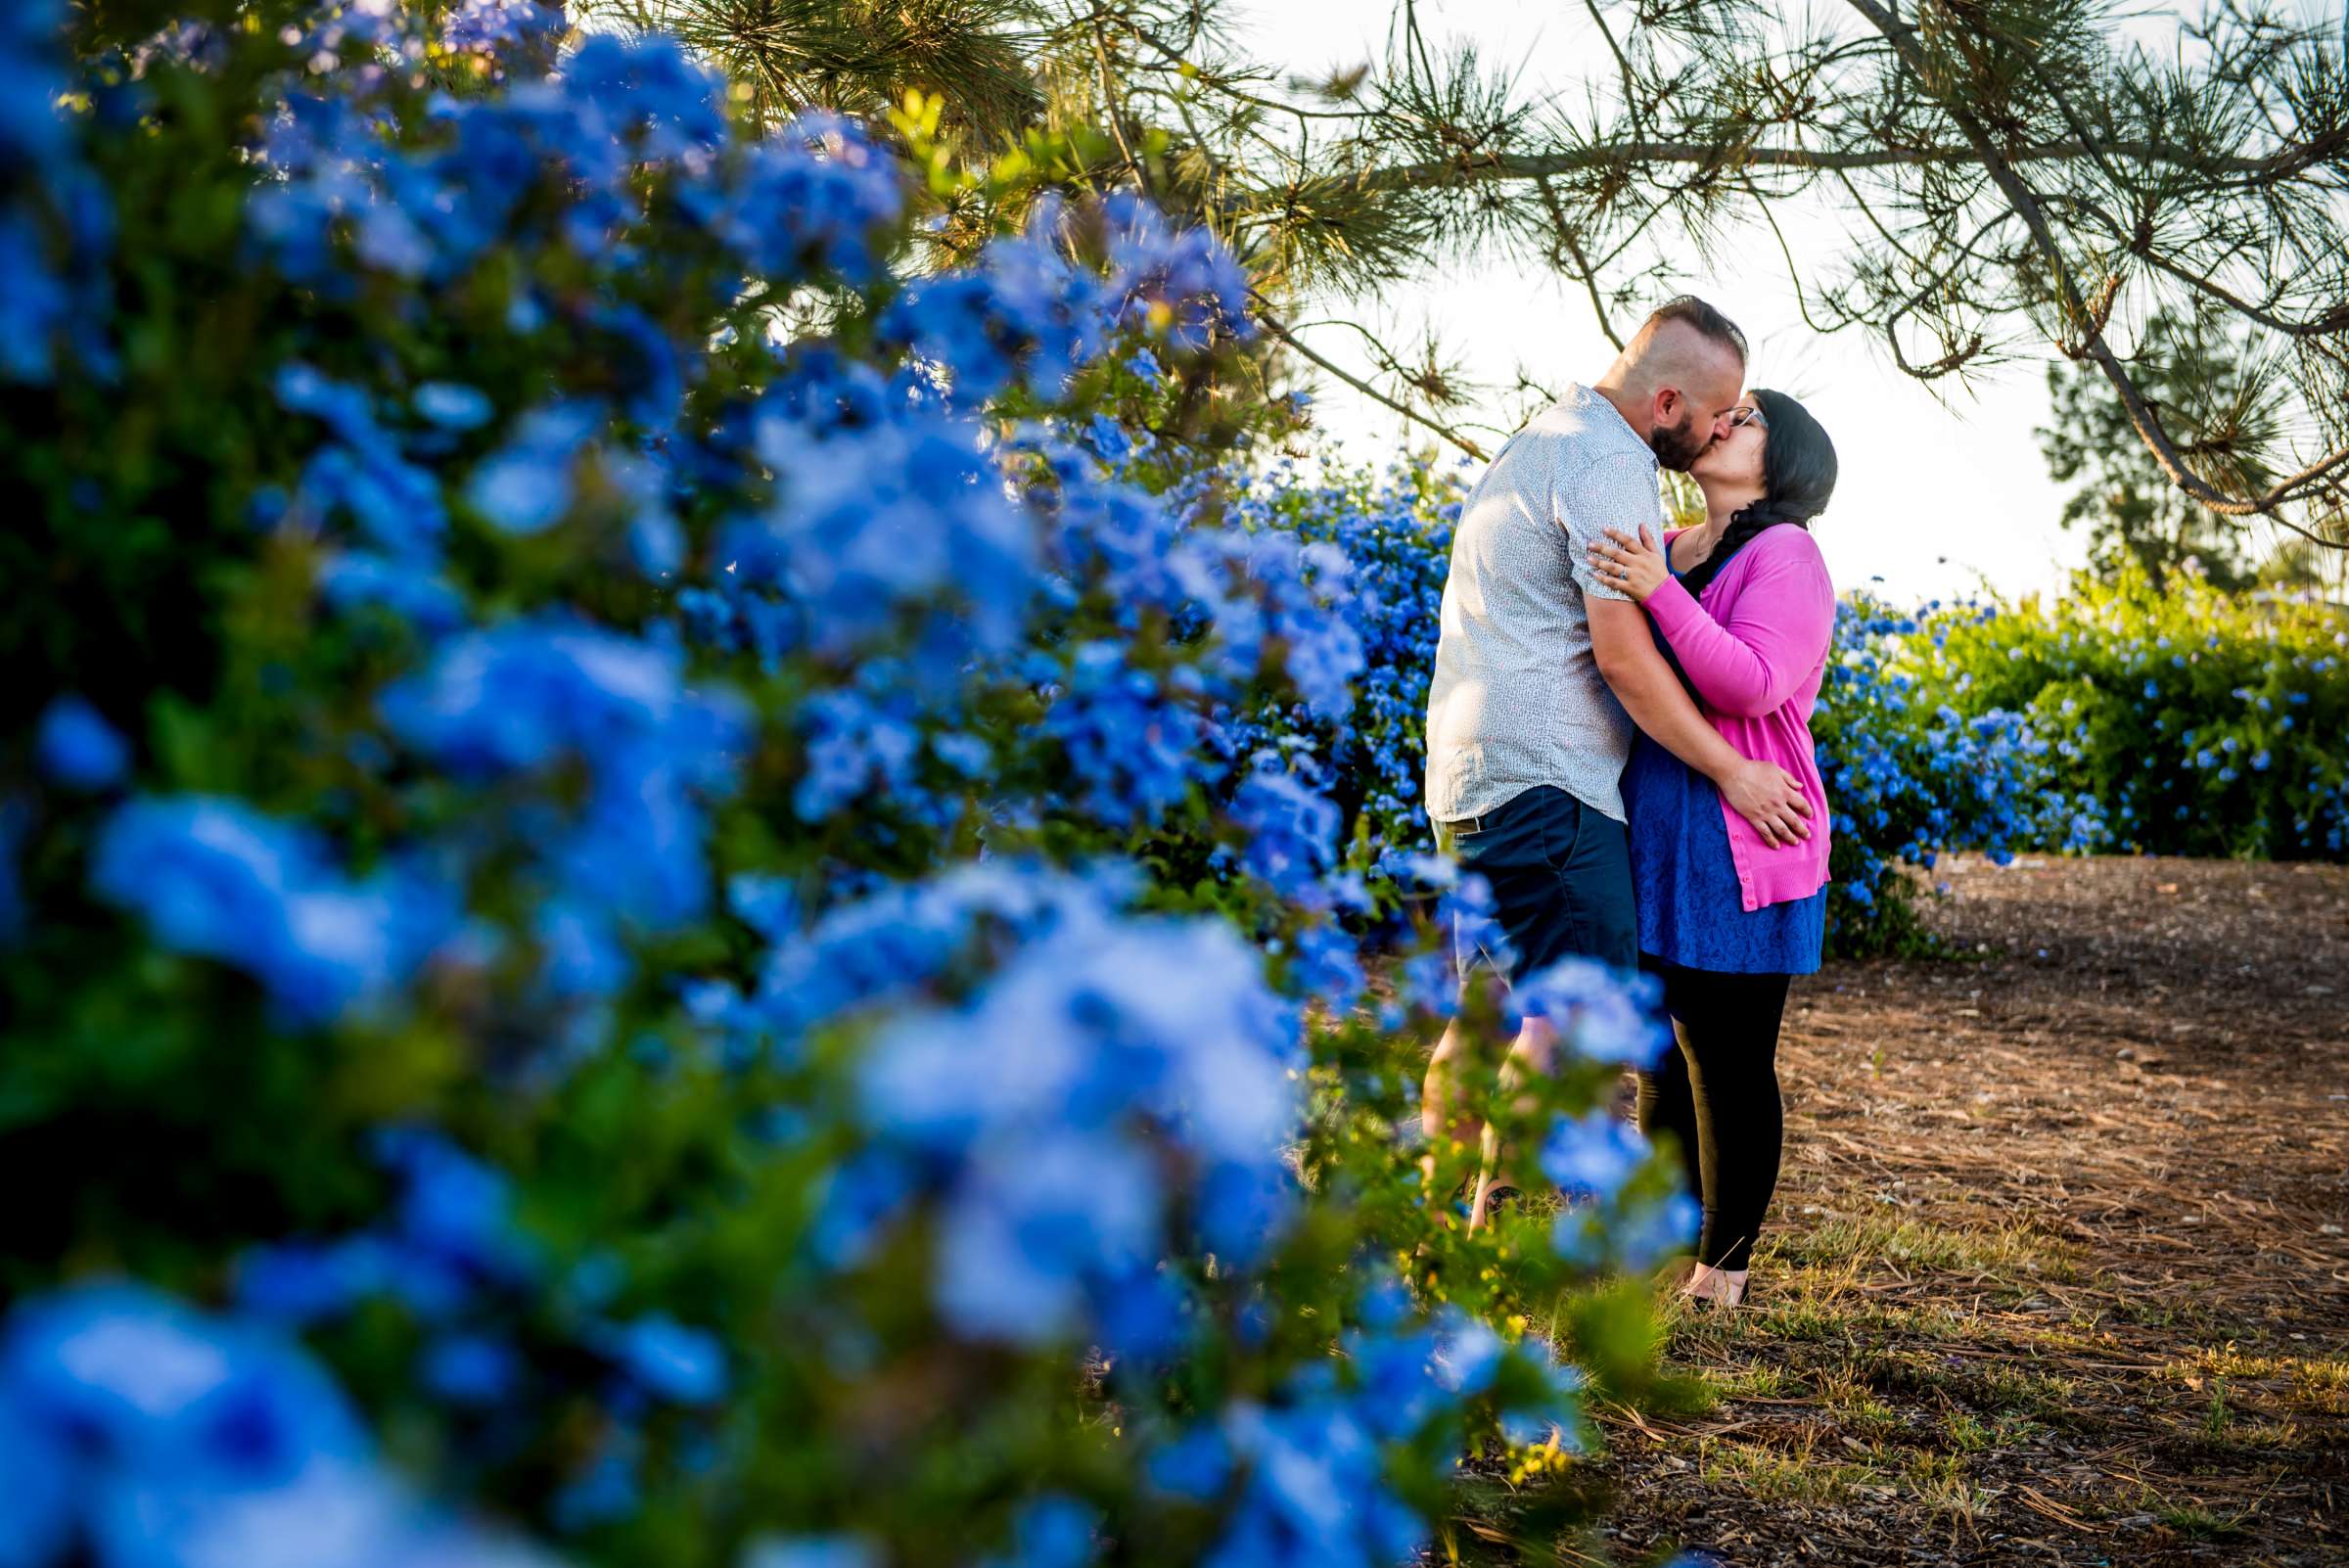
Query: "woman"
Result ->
[[1585, 389, 1839, 1309]]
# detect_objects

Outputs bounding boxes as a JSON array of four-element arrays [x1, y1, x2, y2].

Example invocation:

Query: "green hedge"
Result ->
[[1905, 570, 2349, 860]]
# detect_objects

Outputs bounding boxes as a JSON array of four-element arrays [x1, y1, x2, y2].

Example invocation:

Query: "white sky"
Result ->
[[1235, 1, 2104, 603]]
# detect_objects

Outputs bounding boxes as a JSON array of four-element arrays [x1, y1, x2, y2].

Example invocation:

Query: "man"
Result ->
[[1420, 297, 1814, 1222]]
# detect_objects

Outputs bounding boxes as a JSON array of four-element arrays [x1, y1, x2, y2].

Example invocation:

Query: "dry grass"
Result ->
[[1582, 854, 2349, 1567]]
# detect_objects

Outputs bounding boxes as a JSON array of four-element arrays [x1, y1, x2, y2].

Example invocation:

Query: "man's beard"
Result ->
[[1648, 414, 1710, 473]]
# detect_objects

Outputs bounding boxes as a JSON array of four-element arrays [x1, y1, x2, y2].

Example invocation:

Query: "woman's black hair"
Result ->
[[1678, 387, 1838, 597]]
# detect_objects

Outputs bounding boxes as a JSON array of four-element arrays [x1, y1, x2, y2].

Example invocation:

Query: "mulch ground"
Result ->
[[1587, 854, 2349, 1567]]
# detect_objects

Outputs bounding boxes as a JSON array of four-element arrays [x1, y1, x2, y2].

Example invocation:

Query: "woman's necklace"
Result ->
[[1675, 521, 1728, 574]]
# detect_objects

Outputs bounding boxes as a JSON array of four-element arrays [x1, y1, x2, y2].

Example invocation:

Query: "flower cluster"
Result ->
[[90, 796, 459, 1025], [1, 0, 111, 383], [0, 11, 1698, 1568], [0, 1282, 558, 1568], [1802, 574, 2347, 945], [1146, 1293, 1584, 1567], [1187, 459, 1461, 915]]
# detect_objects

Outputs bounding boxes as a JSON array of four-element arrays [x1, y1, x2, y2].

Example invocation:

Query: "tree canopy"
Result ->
[[2036, 307, 2343, 591], [577, 0, 2348, 549]]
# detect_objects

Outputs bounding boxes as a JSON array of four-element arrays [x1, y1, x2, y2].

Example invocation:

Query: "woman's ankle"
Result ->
[[1682, 1264, 1748, 1307]]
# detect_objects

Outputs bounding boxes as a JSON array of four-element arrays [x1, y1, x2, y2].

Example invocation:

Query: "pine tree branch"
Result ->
[[2034, 190, 2349, 339], [1843, 0, 2349, 530], [1317, 134, 2300, 200], [1252, 301, 1488, 460]]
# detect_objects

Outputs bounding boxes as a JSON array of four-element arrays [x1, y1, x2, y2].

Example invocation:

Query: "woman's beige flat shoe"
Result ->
[[1681, 1265, 1749, 1309]]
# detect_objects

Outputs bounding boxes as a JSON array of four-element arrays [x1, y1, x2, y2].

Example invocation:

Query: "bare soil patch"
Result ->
[[1590, 854, 2349, 1567]]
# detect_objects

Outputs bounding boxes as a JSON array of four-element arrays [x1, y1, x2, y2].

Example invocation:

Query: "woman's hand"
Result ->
[[1588, 524, 1668, 603]]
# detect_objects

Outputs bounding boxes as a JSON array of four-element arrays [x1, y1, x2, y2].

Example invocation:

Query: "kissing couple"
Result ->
[[1423, 297, 1841, 1311]]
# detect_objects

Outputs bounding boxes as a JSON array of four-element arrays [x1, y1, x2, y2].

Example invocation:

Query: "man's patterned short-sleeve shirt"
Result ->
[[1424, 384, 1664, 825]]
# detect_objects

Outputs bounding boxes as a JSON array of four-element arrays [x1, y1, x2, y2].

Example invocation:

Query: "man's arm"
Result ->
[[1588, 598, 1812, 845]]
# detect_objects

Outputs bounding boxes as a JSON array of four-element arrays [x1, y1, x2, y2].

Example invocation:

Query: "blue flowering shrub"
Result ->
[[1899, 569, 2349, 861], [1811, 575, 2349, 949], [1210, 459, 1467, 885], [1807, 598, 2114, 951], [0, 8, 1702, 1568]]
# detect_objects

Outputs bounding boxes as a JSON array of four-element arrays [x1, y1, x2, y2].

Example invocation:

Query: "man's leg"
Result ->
[[1466, 1013, 1556, 1220], [1421, 1015, 1483, 1152], [1423, 796, 1543, 1200], [1468, 791, 1638, 1227]]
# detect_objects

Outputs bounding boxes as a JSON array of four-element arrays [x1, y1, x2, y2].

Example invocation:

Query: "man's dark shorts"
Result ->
[[1439, 784, 1636, 987]]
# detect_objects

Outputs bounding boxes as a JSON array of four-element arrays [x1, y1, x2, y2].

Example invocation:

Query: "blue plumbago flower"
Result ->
[[0, 4, 70, 172], [0, 1383, 73, 1565], [0, 212, 68, 383], [377, 1128, 538, 1286], [881, 203, 1108, 402], [464, 403, 600, 534], [1283, 918, 1367, 1013], [1434, 870, 1505, 988], [1240, 532, 1363, 722], [691, 860, 1141, 1066], [724, 872, 800, 943], [248, 33, 745, 291], [1041, 641, 1223, 829], [743, 1537, 882, 1568], [0, 1281, 364, 1494], [1165, 1382, 1428, 1568], [862, 900, 1300, 1166], [90, 797, 458, 1024], [793, 688, 923, 823], [1538, 1110, 1651, 1204], [552, 1426, 643, 1533], [1496, 1333, 1590, 1449], [1100, 194, 1253, 351], [380, 618, 750, 929], [36, 694, 130, 789], [720, 407, 1038, 663], [1608, 1191, 1703, 1273], [689, 115, 900, 286], [276, 363, 449, 559], [0, 1283, 561, 1568], [1510, 958, 1669, 1068], [1427, 1306, 1502, 1396], [934, 1130, 1162, 1342], [420, 1333, 522, 1407], [414, 381, 495, 432], [857, 893, 1302, 1341], [593, 303, 686, 430], [440, 0, 564, 56], [592, 1314, 727, 1407], [984, 1494, 1099, 1568], [1228, 770, 1340, 896], [561, 33, 728, 163], [317, 551, 468, 637], [240, 1128, 535, 1331], [0, 7, 112, 390]]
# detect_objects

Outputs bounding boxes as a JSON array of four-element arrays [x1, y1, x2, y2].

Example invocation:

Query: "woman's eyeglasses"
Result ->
[[1728, 405, 1767, 430]]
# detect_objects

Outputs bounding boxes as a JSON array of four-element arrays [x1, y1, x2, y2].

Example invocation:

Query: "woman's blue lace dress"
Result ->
[[1622, 547, 1827, 976]]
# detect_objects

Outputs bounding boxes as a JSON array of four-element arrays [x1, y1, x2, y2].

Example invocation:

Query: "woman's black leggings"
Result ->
[[1632, 961, 1792, 1272]]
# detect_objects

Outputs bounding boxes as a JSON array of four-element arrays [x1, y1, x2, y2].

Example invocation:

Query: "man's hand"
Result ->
[[1716, 757, 1813, 846]]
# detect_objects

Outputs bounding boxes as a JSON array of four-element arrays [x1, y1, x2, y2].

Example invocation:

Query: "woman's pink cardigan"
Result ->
[[1648, 526, 1837, 912]]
